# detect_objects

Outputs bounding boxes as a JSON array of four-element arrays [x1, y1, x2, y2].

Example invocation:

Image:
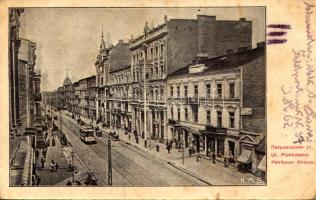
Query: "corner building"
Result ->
[[167, 43, 266, 175], [128, 15, 252, 142]]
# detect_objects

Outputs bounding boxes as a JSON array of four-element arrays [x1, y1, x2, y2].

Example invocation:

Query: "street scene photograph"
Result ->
[[9, 7, 266, 186]]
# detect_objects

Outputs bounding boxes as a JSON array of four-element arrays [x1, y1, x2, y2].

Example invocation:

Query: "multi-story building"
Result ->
[[166, 43, 265, 175], [33, 70, 42, 118], [9, 8, 24, 130], [108, 65, 132, 131], [63, 75, 73, 113], [87, 75, 97, 120], [72, 81, 80, 116], [95, 36, 131, 126], [128, 15, 252, 143], [77, 75, 96, 120], [18, 38, 37, 127]]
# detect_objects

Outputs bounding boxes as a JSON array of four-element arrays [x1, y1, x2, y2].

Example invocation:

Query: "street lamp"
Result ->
[[71, 150, 75, 183]]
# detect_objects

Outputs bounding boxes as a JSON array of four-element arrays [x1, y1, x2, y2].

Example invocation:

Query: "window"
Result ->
[[193, 108, 198, 122], [217, 111, 222, 127], [171, 107, 174, 119], [160, 88, 164, 101], [184, 85, 188, 97], [177, 108, 180, 121], [101, 77, 104, 85], [217, 83, 222, 98], [229, 82, 235, 98], [155, 67, 158, 78], [156, 46, 159, 58], [229, 112, 235, 128], [170, 86, 173, 97], [177, 86, 180, 97], [207, 110, 211, 125], [160, 45, 164, 57], [194, 85, 199, 97], [206, 84, 211, 98], [160, 65, 164, 74], [184, 108, 188, 121], [151, 48, 154, 59]]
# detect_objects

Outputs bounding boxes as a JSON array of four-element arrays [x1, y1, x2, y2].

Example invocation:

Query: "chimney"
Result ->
[[164, 15, 168, 23], [238, 47, 248, 52]]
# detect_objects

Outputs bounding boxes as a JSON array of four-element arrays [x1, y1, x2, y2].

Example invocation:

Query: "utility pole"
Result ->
[[108, 137, 112, 186], [71, 150, 75, 183], [60, 109, 62, 133], [143, 43, 148, 147], [182, 131, 185, 165]]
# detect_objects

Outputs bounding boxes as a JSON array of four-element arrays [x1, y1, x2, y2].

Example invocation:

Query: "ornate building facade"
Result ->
[[166, 43, 266, 174], [128, 14, 252, 143]]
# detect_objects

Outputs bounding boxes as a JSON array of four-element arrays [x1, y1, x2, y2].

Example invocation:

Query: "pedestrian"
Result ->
[[128, 134, 131, 141], [43, 148, 47, 158], [36, 175, 41, 185], [40, 156, 45, 168], [136, 136, 139, 144], [35, 150, 40, 160], [52, 137, 56, 146], [55, 162, 59, 172], [167, 144, 171, 154], [156, 144, 160, 152], [50, 160, 55, 172], [212, 153, 216, 164], [224, 157, 228, 167], [66, 179, 72, 186]]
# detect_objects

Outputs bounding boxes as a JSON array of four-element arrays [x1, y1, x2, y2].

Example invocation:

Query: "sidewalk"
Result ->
[[64, 111, 264, 185], [36, 128, 73, 185]]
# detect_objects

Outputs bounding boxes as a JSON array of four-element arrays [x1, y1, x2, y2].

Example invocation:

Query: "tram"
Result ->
[[80, 126, 96, 144]]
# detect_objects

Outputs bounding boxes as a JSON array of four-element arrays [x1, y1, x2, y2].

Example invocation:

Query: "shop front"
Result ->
[[167, 119, 202, 153], [237, 132, 264, 173], [201, 125, 227, 160]]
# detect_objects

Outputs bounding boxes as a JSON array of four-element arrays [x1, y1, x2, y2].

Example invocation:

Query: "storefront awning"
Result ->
[[257, 155, 266, 172], [237, 149, 252, 164]]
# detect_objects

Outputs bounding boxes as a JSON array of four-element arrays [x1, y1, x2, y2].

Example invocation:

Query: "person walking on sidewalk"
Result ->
[[128, 134, 131, 141], [36, 175, 41, 185], [40, 156, 45, 168], [167, 143, 171, 154], [212, 153, 216, 164], [66, 179, 72, 186]]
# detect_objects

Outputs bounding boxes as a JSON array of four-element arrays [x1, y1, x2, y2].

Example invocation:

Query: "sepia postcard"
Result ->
[[0, 0, 315, 199]]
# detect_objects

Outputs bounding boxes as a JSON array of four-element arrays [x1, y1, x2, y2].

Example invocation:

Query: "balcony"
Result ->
[[34, 93, 42, 101], [188, 97, 199, 105], [168, 119, 177, 125]]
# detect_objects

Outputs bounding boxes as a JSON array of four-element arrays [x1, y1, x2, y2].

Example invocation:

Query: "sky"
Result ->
[[19, 7, 265, 91]]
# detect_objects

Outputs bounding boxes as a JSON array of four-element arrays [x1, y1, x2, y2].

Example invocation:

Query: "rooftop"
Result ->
[[167, 42, 265, 79]]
